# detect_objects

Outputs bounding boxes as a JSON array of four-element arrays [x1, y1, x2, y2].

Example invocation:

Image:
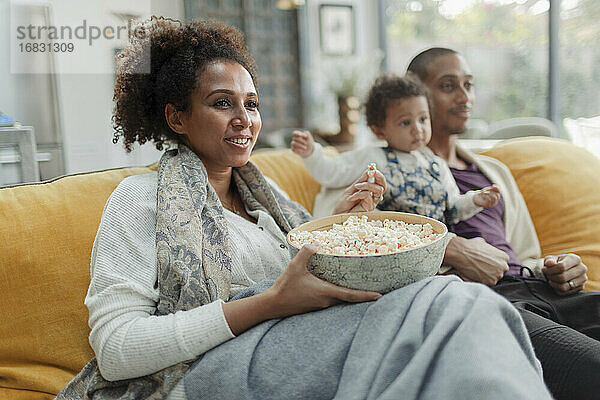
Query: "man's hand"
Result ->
[[442, 236, 509, 286], [473, 185, 501, 208], [290, 130, 315, 158], [543, 254, 588, 296]]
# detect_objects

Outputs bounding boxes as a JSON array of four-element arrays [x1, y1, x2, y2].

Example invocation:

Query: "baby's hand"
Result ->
[[473, 185, 501, 208], [291, 130, 315, 158]]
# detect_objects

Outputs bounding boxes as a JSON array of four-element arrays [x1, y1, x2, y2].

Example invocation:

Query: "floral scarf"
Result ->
[[56, 144, 311, 399]]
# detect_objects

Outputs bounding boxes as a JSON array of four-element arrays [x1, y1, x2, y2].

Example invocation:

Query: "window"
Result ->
[[559, 0, 600, 121], [383, 0, 551, 125]]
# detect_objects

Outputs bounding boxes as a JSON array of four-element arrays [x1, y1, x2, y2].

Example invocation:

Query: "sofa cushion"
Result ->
[[0, 165, 156, 399], [0, 149, 324, 398], [481, 137, 600, 291], [5, 138, 597, 398], [250, 149, 322, 214]]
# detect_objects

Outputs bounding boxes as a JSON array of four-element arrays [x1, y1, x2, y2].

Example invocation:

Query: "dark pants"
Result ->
[[493, 275, 600, 400]]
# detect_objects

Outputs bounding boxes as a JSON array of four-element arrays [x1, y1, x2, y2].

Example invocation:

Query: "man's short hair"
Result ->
[[406, 47, 458, 81], [365, 74, 428, 128]]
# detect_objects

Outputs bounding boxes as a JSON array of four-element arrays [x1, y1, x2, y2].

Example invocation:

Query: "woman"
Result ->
[[58, 17, 551, 399]]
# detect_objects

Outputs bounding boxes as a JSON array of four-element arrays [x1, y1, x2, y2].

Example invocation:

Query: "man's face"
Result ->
[[422, 53, 475, 136]]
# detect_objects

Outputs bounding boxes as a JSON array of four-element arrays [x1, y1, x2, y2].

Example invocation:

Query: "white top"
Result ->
[[306, 142, 480, 220], [85, 171, 292, 397]]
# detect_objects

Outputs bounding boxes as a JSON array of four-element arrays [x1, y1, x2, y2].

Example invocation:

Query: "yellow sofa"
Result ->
[[1, 137, 599, 398]]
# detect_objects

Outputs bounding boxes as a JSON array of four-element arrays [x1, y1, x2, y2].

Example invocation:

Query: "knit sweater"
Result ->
[[85, 171, 293, 397]]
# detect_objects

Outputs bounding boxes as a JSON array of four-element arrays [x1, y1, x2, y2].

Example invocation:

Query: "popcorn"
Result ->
[[366, 163, 377, 183], [289, 215, 440, 256]]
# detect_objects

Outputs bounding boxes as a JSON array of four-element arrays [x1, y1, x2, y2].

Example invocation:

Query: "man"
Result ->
[[407, 47, 600, 400]]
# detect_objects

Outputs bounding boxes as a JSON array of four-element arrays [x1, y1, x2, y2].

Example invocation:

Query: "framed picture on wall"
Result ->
[[319, 4, 355, 56]]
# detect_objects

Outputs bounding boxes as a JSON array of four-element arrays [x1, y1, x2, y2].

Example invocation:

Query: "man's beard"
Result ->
[[448, 124, 467, 135]]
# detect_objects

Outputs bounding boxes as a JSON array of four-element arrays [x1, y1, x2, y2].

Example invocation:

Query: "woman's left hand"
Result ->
[[332, 169, 386, 215]]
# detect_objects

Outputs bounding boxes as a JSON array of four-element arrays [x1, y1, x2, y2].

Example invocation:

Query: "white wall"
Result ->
[[1, 0, 184, 175], [60, 0, 184, 174], [1, 0, 381, 177], [1, 0, 17, 118], [298, 0, 381, 145]]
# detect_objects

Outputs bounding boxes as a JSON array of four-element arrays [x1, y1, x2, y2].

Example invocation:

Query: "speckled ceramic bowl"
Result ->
[[287, 211, 449, 293]]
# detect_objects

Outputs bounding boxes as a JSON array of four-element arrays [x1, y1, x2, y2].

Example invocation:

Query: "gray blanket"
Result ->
[[185, 276, 551, 399]]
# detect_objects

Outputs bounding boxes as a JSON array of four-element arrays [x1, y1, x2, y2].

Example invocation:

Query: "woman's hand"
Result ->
[[441, 236, 509, 286], [265, 243, 381, 317], [222, 243, 381, 336], [332, 169, 386, 215], [543, 254, 588, 296]]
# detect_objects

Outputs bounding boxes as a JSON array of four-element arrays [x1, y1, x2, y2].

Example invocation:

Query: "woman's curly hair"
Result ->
[[365, 74, 429, 128], [112, 17, 258, 152]]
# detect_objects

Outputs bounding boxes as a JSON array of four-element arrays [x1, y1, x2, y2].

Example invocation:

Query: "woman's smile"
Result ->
[[177, 61, 262, 171], [225, 136, 252, 148]]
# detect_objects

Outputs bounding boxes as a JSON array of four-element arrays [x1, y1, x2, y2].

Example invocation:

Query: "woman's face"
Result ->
[[178, 60, 261, 171]]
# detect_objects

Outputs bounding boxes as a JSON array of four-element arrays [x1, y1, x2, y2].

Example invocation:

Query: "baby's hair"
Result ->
[[365, 74, 429, 128]]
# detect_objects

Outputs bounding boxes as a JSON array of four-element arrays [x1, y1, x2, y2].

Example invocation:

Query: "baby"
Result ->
[[291, 74, 500, 222]]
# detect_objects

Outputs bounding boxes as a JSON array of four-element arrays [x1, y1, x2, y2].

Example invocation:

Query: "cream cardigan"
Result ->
[[456, 144, 545, 277], [86, 172, 292, 397]]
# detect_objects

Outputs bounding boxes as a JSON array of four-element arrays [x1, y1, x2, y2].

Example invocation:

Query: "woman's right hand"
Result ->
[[223, 243, 381, 336], [265, 243, 381, 318]]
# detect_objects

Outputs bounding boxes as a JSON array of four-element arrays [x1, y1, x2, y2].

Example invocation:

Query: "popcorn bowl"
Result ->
[[287, 211, 450, 294]]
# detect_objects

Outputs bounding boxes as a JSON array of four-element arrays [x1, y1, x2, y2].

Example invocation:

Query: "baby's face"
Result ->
[[374, 95, 431, 153]]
